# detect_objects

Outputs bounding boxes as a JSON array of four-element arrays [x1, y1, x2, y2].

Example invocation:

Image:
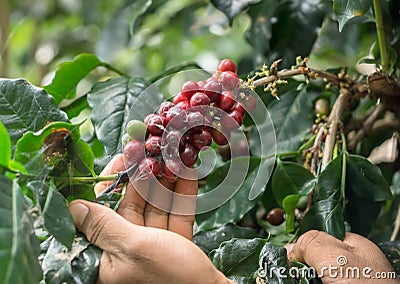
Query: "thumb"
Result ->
[[287, 230, 352, 270], [68, 200, 136, 253]]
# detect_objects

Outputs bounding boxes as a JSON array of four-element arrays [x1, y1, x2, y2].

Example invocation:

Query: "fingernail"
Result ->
[[69, 202, 89, 227]]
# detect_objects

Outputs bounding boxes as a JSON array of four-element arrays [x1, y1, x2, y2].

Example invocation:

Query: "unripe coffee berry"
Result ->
[[126, 119, 147, 141]]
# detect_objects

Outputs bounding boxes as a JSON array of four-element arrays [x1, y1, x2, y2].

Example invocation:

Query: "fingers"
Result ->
[[343, 232, 395, 270], [94, 154, 126, 196], [168, 168, 198, 239], [143, 178, 174, 229], [68, 200, 138, 254], [287, 230, 352, 269], [116, 178, 149, 226]]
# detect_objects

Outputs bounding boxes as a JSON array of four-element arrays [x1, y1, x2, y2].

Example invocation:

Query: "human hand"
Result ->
[[94, 154, 197, 239], [286, 230, 398, 283], [68, 200, 233, 284], [69, 154, 233, 283]]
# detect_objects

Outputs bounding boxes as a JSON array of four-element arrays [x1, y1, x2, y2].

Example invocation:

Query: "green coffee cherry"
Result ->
[[126, 119, 147, 141], [297, 195, 308, 211], [314, 98, 330, 116]]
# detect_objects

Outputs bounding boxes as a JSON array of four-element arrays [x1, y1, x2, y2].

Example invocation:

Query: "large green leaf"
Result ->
[[257, 242, 297, 284], [0, 79, 68, 148], [346, 154, 392, 201], [0, 176, 42, 284], [44, 53, 102, 104], [42, 234, 101, 284], [246, 0, 325, 68], [211, 0, 260, 25], [43, 182, 76, 250], [343, 155, 390, 236], [193, 223, 261, 255], [332, 0, 373, 32], [210, 238, 266, 283], [268, 86, 317, 153], [88, 76, 157, 155], [272, 159, 315, 206], [299, 156, 346, 240], [195, 157, 274, 231], [0, 121, 11, 167]]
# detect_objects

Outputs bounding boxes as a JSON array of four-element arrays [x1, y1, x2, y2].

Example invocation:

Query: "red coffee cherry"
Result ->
[[173, 92, 187, 105], [217, 59, 237, 73], [266, 208, 284, 226], [190, 128, 212, 150], [181, 81, 200, 100], [212, 128, 230, 145], [180, 143, 198, 167], [123, 140, 145, 167], [190, 92, 211, 107], [202, 80, 222, 103], [165, 106, 187, 129], [144, 114, 165, 136], [145, 135, 162, 155], [138, 157, 161, 178], [219, 71, 240, 91], [218, 90, 236, 112], [158, 101, 175, 117]]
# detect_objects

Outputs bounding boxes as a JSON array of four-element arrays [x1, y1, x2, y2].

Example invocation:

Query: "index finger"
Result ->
[[168, 168, 198, 240]]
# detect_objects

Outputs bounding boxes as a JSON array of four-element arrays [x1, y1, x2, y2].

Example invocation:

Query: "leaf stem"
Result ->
[[373, 0, 390, 72], [340, 133, 347, 211], [101, 63, 129, 77], [52, 174, 118, 183]]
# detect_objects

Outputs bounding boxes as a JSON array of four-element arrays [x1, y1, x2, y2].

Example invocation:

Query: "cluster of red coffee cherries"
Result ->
[[122, 59, 257, 182]]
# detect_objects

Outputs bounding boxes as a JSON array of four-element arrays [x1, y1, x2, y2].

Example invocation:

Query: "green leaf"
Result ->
[[95, 192, 123, 210], [61, 95, 89, 119], [257, 242, 297, 284], [268, 86, 318, 153], [196, 157, 274, 231], [272, 159, 315, 206], [0, 176, 42, 284], [210, 238, 266, 282], [299, 156, 346, 240], [299, 198, 345, 239], [68, 139, 95, 176], [88, 76, 157, 155], [14, 122, 81, 174], [246, 0, 325, 68], [96, 0, 152, 61], [211, 0, 260, 25], [346, 154, 392, 201], [0, 79, 68, 149], [0, 121, 11, 167], [282, 194, 300, 233], [378, 241, 400, 276], [193, 223, 261, 255], [43, 182, 76, 250], [42, 234, 101, 284], [345, 192, 381, 236], [44, 54, 102, 104], [333, 0, 373, 32]]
